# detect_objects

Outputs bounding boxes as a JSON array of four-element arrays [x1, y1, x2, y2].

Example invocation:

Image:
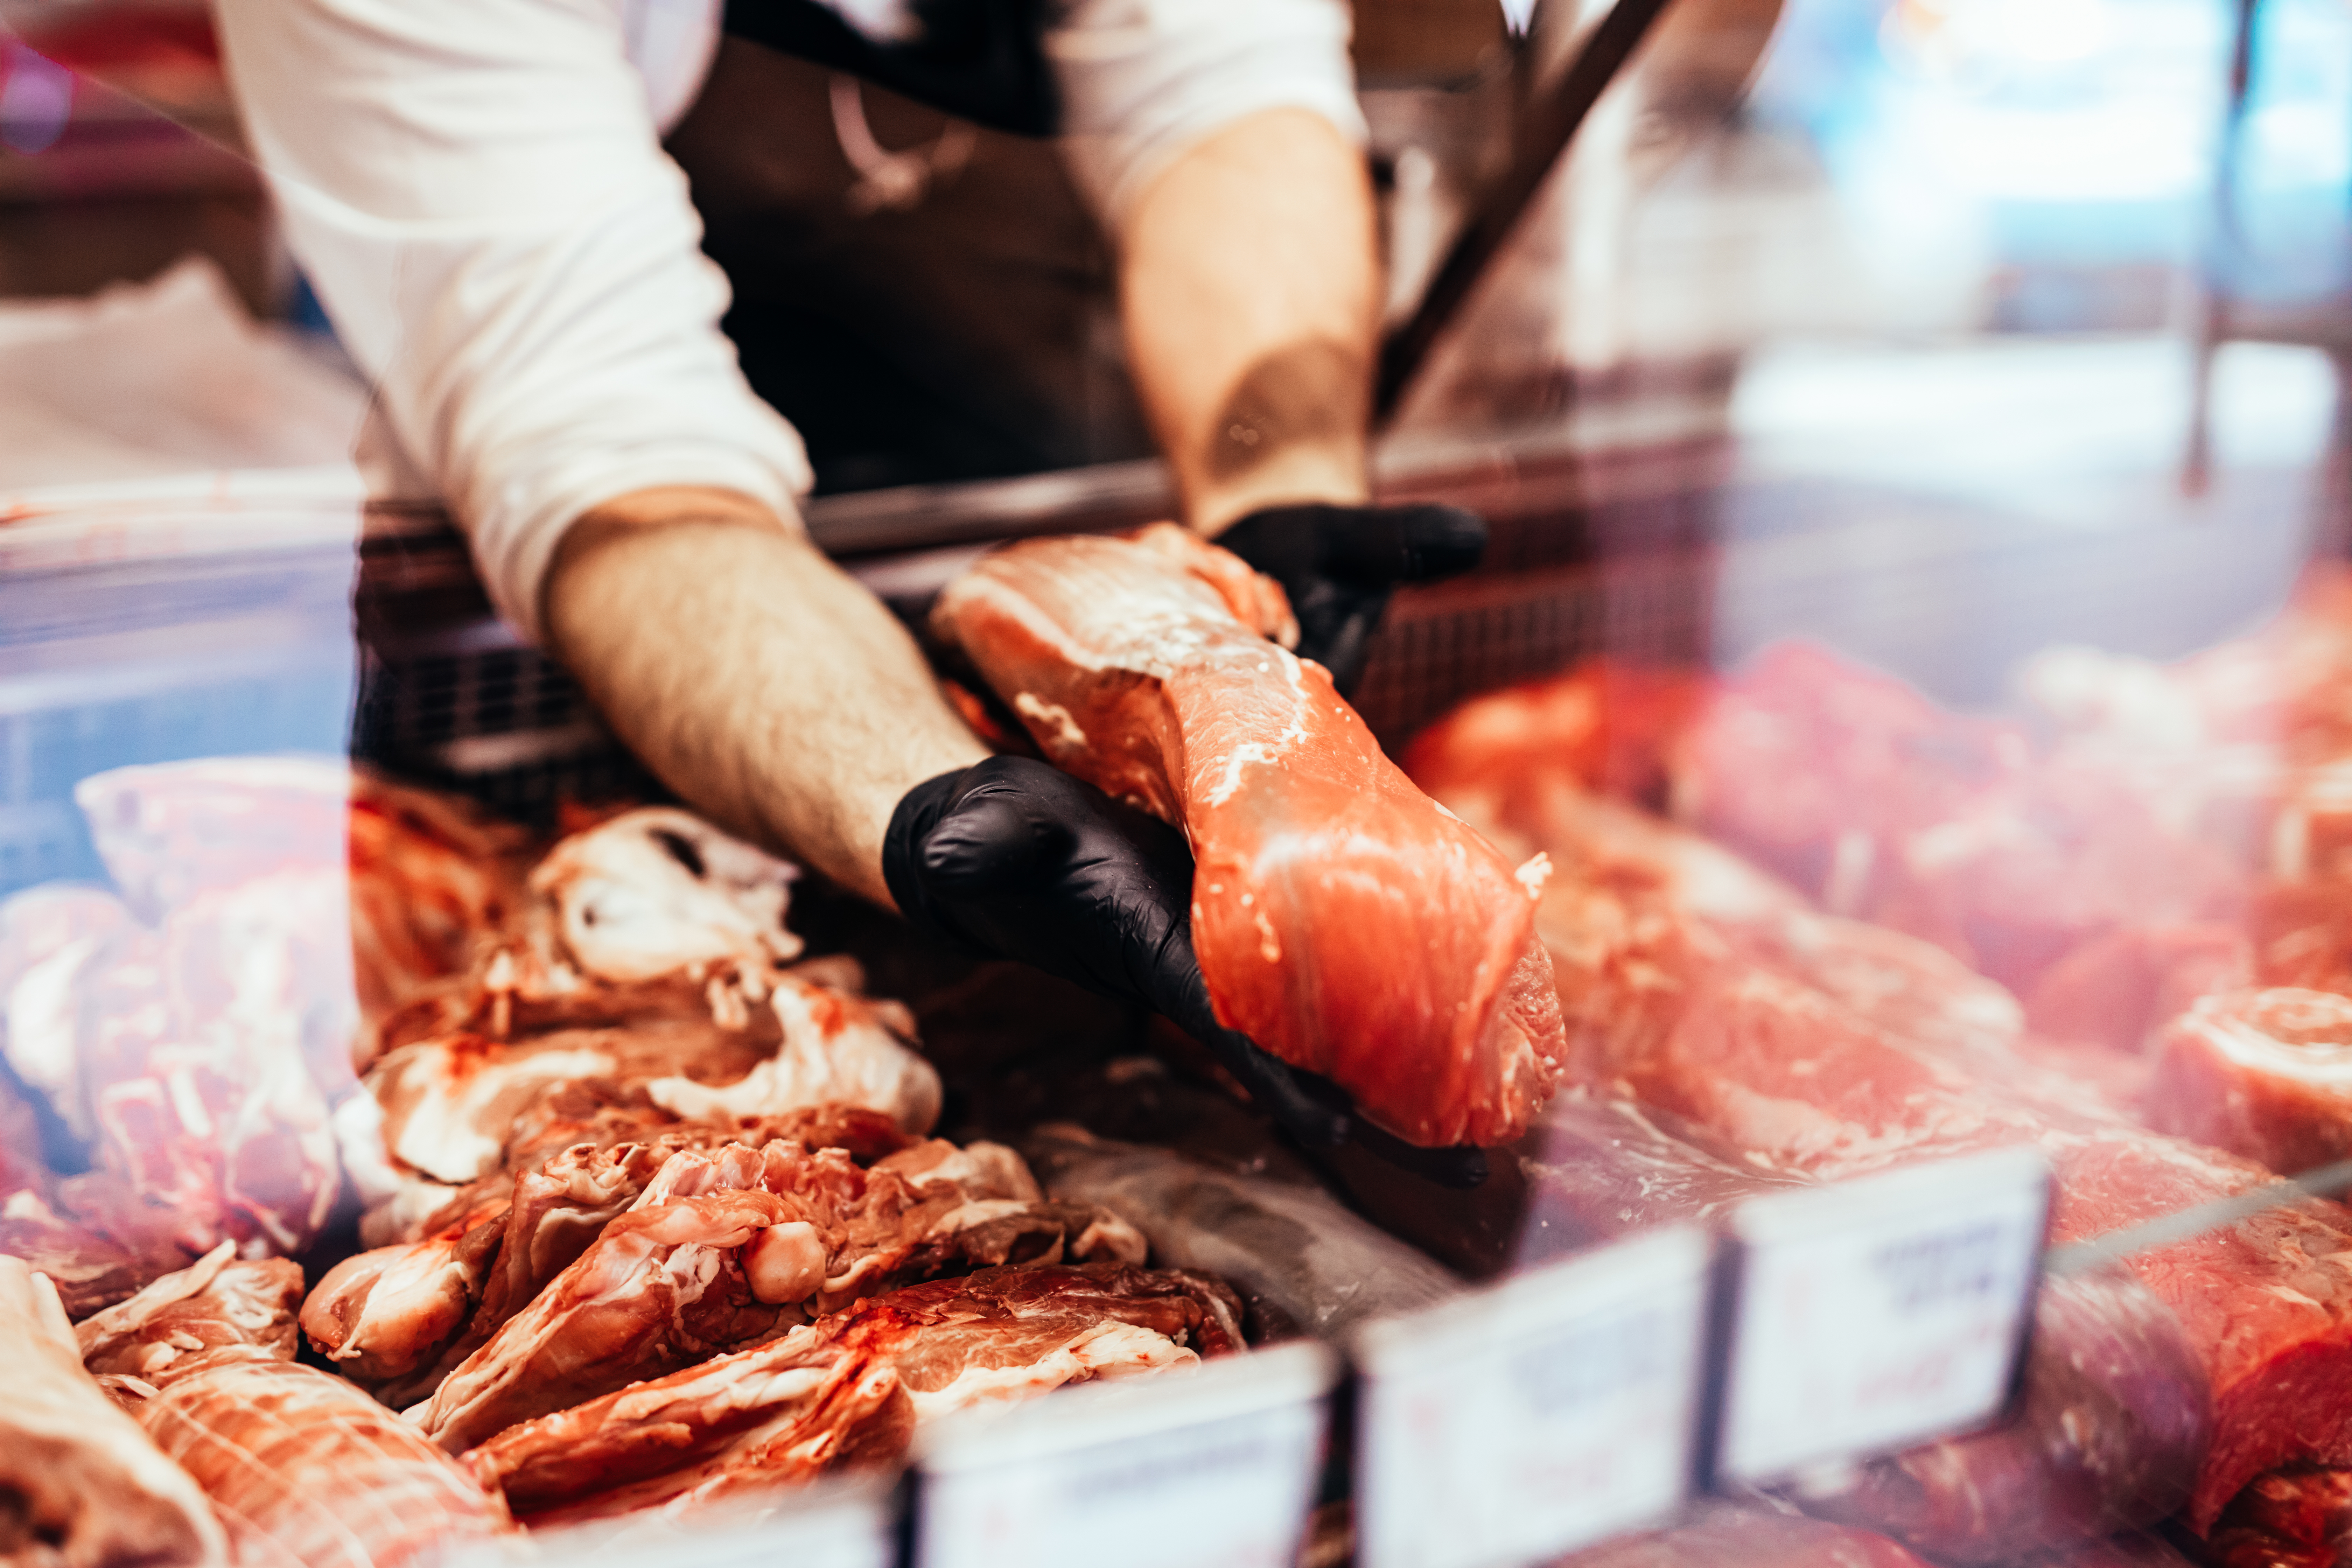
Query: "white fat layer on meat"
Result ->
[[645, 981, 941, 1134], [2190, 993, 2352, 1082], [902, 1321, 1196, 1422], [533, 808, 804, 983], [1013, 693, 1090, 756], [386, 1046, 615, 1184]]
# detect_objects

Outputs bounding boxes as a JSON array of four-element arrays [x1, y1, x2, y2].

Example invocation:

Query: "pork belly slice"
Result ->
[[416, 1138, 1143, 1453], [0, 1255, 226, 1568], [467, 1261, 1244, 1519], [2147, 987, 2352, 1175], [930, 526, 1565, 1149]]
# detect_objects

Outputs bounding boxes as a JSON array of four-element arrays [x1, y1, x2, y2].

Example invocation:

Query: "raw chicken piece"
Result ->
[[931, 527, 1565, 1148], [77, 1242, 304, 1382], [127, 1360, 512, 1568], [2147, 989, 2352, 1175], [417, 1138, 1144, 1452], [0, 1254, 226, 1568], [464, 1262, 1244, 1519]]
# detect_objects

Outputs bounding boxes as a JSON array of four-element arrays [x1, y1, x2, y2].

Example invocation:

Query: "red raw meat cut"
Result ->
[[462, 1262, 1243, 1521], [930, 526, 1565, 1147], [2148, 988, 2352, 1175], [1407, 691, 2352, 1535], [2024, 924, 2249, 1055]]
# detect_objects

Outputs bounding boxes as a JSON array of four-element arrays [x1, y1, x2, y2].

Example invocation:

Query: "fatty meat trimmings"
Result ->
[[930, 525, 1565, 1148]]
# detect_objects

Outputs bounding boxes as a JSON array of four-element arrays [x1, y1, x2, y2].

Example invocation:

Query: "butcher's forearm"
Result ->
[[543, 489, 987, 906]]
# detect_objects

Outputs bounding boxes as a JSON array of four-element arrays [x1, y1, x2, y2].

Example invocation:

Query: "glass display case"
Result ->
[[5, 0, 2351, 1565]]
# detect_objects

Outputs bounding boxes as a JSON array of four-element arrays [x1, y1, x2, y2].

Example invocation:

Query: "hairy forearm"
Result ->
[[542, 488, 988, 906]]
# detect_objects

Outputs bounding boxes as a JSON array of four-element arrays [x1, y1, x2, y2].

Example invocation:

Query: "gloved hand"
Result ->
[[1217, 501, 1488, 697], [885, 756, 1488, 1186]]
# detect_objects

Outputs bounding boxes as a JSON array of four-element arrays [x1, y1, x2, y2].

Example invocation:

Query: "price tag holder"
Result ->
[[469, 1475, 895, 1568], [911, 1340, 1337, 1568], [1710, 1145, 2051, 1488], [1353, 1225, 1713, 1568]]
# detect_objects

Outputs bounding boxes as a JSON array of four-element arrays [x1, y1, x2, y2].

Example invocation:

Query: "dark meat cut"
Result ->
[[1406, 694, 2329, 1537], [930, 525, 1565, 1148], [415, 1138, 1142, 1452], [463, 1262, 1244, 1520], [0, 1254, 226, 1568], [2147, 988, 2352, 1176]]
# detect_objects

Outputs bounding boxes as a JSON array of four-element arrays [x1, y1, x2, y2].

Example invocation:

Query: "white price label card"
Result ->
[[1353, 1225, 1712, 1568], [912, 1340, 1336, 1568], [1713, 1145, 2051, 1487]]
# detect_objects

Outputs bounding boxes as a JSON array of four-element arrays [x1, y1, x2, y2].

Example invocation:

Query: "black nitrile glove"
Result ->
[[1218, 501, 1488, 697], [886, 757, 1490, 1186]]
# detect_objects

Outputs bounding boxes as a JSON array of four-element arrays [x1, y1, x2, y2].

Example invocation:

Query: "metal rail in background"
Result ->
[[1374, 0, 1682, 425]]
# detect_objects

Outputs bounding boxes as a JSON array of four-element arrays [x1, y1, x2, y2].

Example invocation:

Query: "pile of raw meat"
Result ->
[[1395, 564, 2352, 1568], [0, 760, 1243, 1568]]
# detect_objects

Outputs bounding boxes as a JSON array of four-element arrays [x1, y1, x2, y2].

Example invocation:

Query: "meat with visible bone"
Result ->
[[416, 1138, 1143, 1452], [464, 1262, 1244, 1519], [2147, 988, 2352, 1176], [930, 526, 1564, 1148], [78, 1242, 304, 1382], [0, 1254, 226, 1568], [124, 1359, 513, 1568]]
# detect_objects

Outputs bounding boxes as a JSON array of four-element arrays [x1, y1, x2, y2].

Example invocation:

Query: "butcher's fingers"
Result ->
[[0, 1257, 226, 1568]]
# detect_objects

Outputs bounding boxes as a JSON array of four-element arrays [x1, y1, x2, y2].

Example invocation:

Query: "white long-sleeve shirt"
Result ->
[[213, 0, 1363, 642]]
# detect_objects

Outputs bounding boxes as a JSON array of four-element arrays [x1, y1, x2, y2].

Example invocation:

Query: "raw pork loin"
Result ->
[[931, 526, 1564, 1147], [463, 1262, 1244, 1520]]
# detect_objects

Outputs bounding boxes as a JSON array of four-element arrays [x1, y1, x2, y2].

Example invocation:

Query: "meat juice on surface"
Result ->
[[930, 525, 1566, 1148]]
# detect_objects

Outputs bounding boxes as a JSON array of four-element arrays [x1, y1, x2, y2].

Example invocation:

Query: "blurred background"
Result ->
[[0, 0, 2348, 886]]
